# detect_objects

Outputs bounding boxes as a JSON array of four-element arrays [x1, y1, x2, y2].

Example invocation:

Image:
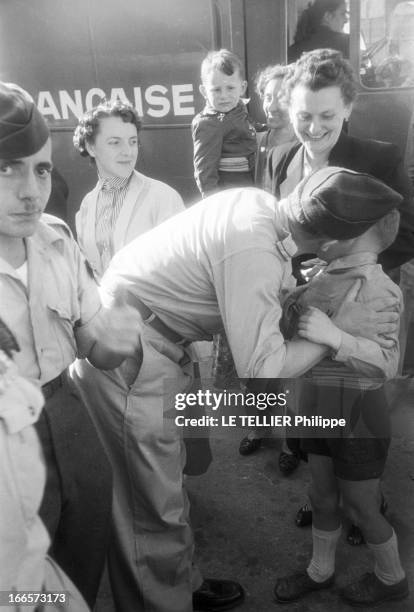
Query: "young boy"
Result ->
[[274, 172, 408, 607], [192, 48, 257, 197]]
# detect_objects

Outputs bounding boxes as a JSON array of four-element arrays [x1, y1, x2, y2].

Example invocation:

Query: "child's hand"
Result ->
[[297, 307, 342, 350]]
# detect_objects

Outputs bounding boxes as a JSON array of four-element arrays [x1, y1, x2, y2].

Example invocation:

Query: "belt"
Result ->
[[42, 374, 64, 400], [125, 293, 190, 348]]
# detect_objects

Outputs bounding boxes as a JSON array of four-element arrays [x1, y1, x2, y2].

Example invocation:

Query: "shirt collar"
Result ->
[[0, 218, 65, 277], [324, 251, 378, 272], [98, 172, 133, 191]]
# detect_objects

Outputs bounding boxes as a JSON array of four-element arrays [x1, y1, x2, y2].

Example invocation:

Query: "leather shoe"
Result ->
[[193, 578, 245, 611], [278, 450, 300, 476], [239, 436, 261, 456], [346, 523, 364, 546], [341, 572, 408, 607], [295, 503, 313, 527], [274, 570, 334, 603]]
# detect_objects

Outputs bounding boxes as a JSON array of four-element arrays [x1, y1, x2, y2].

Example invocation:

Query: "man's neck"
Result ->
[[0, 236, 27, 268]]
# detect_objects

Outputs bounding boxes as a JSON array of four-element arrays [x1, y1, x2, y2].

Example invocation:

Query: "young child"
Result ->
[[192, 48, 257, 197], [274, 169, 408, 607]]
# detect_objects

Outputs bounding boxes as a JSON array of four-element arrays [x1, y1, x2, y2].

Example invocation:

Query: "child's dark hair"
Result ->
[[201, 49, 245, 82], [73, 98, 141, 159]]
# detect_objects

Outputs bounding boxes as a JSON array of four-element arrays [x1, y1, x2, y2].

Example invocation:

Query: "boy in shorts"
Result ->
[[274, 168, 408, 607], [192, 48, 257, 198]]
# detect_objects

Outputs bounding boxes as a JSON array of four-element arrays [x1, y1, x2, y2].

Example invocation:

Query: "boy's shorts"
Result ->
[[297, 383, 391, 481]]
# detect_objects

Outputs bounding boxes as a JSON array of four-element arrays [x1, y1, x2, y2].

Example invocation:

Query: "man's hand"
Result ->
[[87, 289, 143, 369], [297, 307, 342, 350], [332, 280, 399, 349]]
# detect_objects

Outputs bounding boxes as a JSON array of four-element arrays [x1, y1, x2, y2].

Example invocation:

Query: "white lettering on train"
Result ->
[[36, 84, 195, 120]]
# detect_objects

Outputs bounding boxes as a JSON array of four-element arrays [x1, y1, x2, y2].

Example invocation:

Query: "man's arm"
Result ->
[[278, 338, 329, 377], [69, 232, 142, 369], [296, 272, 403, 380], [215, 226, 329, 378]]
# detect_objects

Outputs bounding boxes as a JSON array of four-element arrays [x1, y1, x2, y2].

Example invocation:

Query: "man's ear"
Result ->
[[241, 80, 247, 96], [199, 84, 207, 99]]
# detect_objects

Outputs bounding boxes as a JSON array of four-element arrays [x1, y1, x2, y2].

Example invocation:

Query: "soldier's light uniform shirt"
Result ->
[[0, 215, 101, 384], [103, 187, 297, 378]]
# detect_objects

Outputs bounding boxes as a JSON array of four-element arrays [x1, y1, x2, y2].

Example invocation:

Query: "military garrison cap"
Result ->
[[287, 166, 403, 239], [0, 82, 49, 159]]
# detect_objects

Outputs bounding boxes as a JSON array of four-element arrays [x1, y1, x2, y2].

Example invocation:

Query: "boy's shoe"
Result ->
[[238, 436, 261, 456], [278, 451, 301, 476], [295, 503, 313, 527], [273, 570, 334, 603], [341, 572, 409, 607], [346, 524, 364, 546]]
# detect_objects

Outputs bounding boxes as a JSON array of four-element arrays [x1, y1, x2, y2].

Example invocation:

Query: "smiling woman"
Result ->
[[266, 48, 414, 274]]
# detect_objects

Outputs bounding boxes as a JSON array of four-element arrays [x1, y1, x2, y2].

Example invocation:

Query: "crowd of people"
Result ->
[[1, 2, 413, 610]]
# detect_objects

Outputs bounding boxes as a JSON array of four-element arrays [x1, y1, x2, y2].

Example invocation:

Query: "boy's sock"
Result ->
[[367, 530, 406, 585], [307, 525, 341, 583]]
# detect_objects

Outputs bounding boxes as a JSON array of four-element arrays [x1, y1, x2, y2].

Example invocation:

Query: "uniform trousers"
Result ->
[[35, 373, 112, 608], [71, 327, 203, 612]]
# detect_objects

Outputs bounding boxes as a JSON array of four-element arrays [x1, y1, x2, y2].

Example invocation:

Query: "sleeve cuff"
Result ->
[[331, 331, 356, 362]]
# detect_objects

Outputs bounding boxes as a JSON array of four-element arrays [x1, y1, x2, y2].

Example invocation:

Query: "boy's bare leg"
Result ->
[[273, 453, 340, 602], [308, 454, 341, 531], [339, 478, 390, 543], [339, 478, 408, 606]]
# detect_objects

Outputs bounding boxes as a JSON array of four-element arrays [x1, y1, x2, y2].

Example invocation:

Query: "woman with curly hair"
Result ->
[[73, 98, 184, 279], [254, 63, 296, 188]]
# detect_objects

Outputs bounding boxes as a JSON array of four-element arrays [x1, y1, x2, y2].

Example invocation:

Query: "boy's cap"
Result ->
[[0, 82, 49, 159], [287, 166, 403, 239]]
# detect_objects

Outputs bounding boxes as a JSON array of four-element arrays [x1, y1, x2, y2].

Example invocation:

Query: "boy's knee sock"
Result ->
[[307, 525, 341, 583], [367, 529, 406, 585]]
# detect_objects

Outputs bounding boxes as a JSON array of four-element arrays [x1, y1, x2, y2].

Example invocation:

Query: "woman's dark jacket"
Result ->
[[265, 131, 414, 272], [288, 25, 350, 62]]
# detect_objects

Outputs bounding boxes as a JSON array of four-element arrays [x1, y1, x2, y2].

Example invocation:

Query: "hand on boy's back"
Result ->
[[331, 280, 399, 349], [297, 307, 342, 350]]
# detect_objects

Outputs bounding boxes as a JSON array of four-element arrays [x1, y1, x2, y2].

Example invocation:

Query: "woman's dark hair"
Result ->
[[283, 48, 357, 105], [255, 64, 291, 98], [73, 98, 141, 158], [294, 0, 345, 44]]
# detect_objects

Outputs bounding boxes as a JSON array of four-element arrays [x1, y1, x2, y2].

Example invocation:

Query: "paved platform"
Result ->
[[96, 379, 414, 611]]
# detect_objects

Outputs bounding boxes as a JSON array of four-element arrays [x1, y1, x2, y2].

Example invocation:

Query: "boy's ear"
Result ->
[[241, 80, 247, 95], [319, 239, 338, 252], [199, 84, 207, 99]]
